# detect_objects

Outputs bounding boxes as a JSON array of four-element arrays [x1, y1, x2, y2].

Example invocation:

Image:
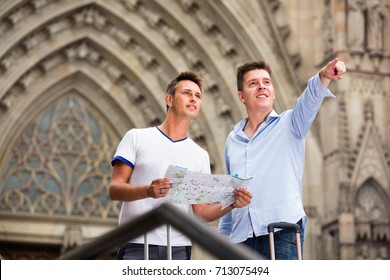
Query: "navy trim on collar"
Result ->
[[156, 127, 188, 143]]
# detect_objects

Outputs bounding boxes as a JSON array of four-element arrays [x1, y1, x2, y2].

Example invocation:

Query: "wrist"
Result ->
[[145, 185, 152, 198], [319, 70, 331, 88], [319, 69, 327, 80]]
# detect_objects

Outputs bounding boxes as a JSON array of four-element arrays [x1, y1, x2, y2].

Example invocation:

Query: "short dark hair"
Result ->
[[166, 71, 204, 96], [237, 61, 272, 91]]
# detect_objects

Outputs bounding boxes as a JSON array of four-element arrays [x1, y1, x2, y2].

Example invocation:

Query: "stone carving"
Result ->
[[1, 54, 13, 72], [161, 25, 184, 47], [32, 0, 50, 10], [139, 100, 160, 125], [22, 31, 48, 51], [133, 44, 157, 68], [72, 6, 106, 31], [376, 245, 388, 259], [104, 64, 122, 82], [289, 53, 301, 68], [178, 0, 198, 12], [266, 0, 281, 12], [198, 70, 218, 93], [197, 13, 217, 33], [278, 25, 291, 41], [339, 182, 352, 213], [349, 74, 383, 97], [215, 33, 236, 57], [215, 95, 231, 116], [61, 226, 83, 254], [140, 6, 163, 27], [354, 179, 389, 259], [347, 0, 366, 53], [367, 0, 386, 56], [0, 97, 13, 110], [355, 182, 386, 223], [8, 6, 33, 25], [121, 0, 141, 11], [178, 0, 238, 60], [322, 0, 334, 56], [20, 68, 43, 89], [0, 20, 12, 41], [154, 67, 171, 90], [107, 26, 133, 47], [182, 45, 202, 68], [356, 243, 369, 259], [121, 78, 143, 102], [1, 46, 26, 73], [190, 120, 205, 141]]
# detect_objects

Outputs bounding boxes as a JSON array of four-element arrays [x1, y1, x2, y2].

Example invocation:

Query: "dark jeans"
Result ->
[[240, 220, 304, 260], [117, 243, 192, 260]]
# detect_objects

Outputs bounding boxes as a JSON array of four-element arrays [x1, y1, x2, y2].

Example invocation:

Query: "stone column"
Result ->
[[339, 212, 356, 259]]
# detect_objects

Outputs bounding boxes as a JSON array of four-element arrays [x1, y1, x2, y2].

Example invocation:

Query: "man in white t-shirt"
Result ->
[[109, 71, 252, 260]]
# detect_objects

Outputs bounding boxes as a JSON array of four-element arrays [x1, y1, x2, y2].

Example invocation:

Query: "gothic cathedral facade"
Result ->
[[0, 0, 389, 259]]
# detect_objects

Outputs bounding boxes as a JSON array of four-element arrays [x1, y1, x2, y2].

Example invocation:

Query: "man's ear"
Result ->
[[237, 91, 245, 103], [165, 93, 172, 108]]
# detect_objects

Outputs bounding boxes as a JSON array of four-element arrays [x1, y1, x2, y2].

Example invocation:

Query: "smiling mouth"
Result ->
[[256, 94, 268, 98], [187, 105, 197, 109]]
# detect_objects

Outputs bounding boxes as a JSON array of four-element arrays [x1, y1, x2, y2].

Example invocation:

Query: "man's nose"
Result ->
[[258, 81, 266, 89], [189, 93, 196, 102]]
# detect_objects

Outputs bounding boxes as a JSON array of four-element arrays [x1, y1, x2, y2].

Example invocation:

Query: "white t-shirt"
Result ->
[[112, 127, 210, 246]]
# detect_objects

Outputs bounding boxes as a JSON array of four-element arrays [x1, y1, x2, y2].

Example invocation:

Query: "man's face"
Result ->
[[238, 69, 275, 112], [167, 80, 202, 119]]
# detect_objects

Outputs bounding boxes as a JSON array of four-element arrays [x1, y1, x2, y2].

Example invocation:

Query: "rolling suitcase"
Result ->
[[267, 222, 302, 260]]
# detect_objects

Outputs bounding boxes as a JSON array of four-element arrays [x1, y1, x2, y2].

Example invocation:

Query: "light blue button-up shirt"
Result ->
[[218, 73, 335, 243]]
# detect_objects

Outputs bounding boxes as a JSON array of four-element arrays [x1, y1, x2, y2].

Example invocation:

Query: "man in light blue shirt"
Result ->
[[218, 58, 347, 259]]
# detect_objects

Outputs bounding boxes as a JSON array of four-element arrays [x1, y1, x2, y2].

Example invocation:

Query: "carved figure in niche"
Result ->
[[375, 245, 388, 259], [322, 0, 334, 55], [61, 226, 82, 254], [367, 0, 386, 55], [347, 0, 366, 53], [357, 243, 369, 259]]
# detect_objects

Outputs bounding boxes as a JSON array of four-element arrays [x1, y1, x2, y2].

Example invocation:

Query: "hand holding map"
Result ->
[[162, 165, 252, 209]]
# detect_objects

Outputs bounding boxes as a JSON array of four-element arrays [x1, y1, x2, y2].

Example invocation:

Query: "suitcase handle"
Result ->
[[267, 222, 301, 233], [267, 222, 302, 260]]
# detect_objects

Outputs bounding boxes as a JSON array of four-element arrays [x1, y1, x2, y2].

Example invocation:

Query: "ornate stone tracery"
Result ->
[[0, 94, 121, 219], [354, 179, 389, 259]]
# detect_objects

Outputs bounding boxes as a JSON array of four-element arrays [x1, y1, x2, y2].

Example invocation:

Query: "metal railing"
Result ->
[[58, 203, 261, 260]]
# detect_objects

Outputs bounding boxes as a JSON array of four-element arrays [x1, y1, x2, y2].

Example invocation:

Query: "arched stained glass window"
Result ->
[[0, 94, 120, 220]]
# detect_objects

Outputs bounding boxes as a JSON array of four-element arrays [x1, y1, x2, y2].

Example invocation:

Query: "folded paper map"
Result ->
[[162, 165, 252, 209]]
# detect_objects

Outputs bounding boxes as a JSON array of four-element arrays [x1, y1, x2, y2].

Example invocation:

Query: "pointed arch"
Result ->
[[0, 89, 122, 220], [355, 178, 390, 225]]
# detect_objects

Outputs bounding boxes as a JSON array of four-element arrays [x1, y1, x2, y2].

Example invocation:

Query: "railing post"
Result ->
[[167, 224, 172, 260], [144, 233, 149, 260]]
